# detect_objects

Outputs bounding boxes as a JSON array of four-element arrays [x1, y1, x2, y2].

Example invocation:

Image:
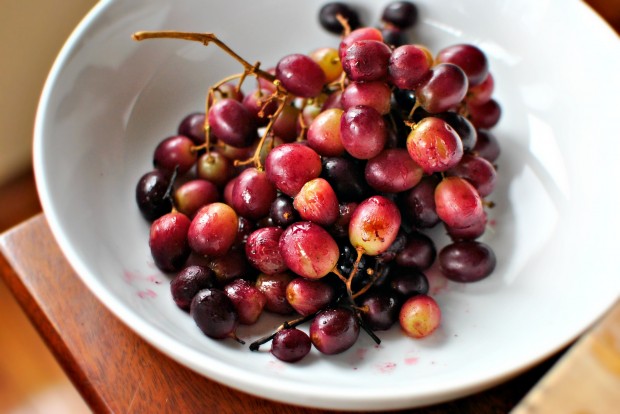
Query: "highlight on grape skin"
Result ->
[[131, 0, 502, 363]]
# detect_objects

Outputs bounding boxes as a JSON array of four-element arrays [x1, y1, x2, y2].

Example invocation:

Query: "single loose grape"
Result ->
[[310, 307, 360, 355], [271, 328, 312, 363], [191, 288, 239, 341], [399, 294, 441, 338]]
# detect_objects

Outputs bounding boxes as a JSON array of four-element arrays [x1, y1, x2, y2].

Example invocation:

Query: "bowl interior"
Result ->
[[34, 0, 620, 410]]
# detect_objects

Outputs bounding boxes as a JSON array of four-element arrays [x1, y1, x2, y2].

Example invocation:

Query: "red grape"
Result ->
[[388, 44, 432, 90], [245, 227, 287, 275], [364, 148, 423, 193], [279, 221, 340, 279], [434, 176, 484, 229], [149, 211, 191, 272], [208, 98, 258, 148], [293, 178, 340, 226], [341, 40, 391, 82], [276, 54, 326, 98], [340, 105, 387, 159], [399, 294, 441, 338], [406, 117, 463, 174], [436, 43, 489, 86], [265, 143, 322, 197], [415, 63, 468, 114], [231, 167, 277, 220], [188, 202, 238, 257], [153, 135, 197, 175]]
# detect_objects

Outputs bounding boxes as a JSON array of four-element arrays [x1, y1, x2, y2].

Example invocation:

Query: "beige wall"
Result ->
[[0, 0, 98, 185]]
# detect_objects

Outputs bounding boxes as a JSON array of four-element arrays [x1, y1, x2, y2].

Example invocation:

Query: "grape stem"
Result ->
[[234, 85, 290, 171], [355, 311, 382, 345], [249, 312, 316, 351], [132, 31, 276, 82], [163, 165, 179, 211], [345, 247, 365, 301]]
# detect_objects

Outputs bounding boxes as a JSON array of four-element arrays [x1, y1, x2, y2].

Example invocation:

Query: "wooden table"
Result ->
[[0, 214, 580, 413]]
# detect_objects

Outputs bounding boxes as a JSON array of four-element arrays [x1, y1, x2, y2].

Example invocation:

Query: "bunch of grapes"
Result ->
[[133, 1, 500, 363]]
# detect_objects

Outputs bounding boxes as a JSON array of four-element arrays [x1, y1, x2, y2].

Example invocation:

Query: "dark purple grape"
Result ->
[[310, 307, 360, 355], [445, 211, 487, 241], [190, 288, 239, 340], [320, 156, 369, 202], [136, 170, 172, 221], [376, 230, 408, 263], [318, 2, 361, 34], [473, 129, 500, 163], [438, 240, 496, 282], [382, 1, 418, 29], [330, 201, 358, 239], [432, 111, 478, 152], [269, 196, 298, 228], [177, 112, 206, 145], [392, 87, 417, 115], [380, 26, 407, 48], [271, 328, 312, 363], [208, 248, 252, 286], [395, 231, 437, 270], [149, 211, 191, 272], [400, 174, 441, 228], [359, 290, 400, 331], [390, 267, 429, 298], [170, 265, 215, 311]]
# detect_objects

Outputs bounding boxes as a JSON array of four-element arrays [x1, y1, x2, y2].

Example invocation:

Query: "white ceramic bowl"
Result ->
[[34, 0, 620, 410]]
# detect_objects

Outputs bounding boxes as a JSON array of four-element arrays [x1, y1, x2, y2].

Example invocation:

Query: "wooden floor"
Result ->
[[0, 169, 90, 413]]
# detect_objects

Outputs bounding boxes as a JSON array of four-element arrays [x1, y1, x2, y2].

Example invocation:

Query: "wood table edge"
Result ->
[[0, 214, 112, 412]]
